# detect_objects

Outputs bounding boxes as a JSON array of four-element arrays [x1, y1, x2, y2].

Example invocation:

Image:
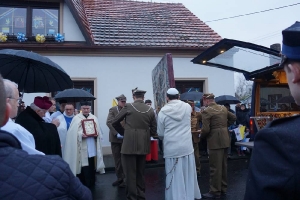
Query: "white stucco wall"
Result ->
[[23, 55, 234, 153], [62, 4, 85, 41]]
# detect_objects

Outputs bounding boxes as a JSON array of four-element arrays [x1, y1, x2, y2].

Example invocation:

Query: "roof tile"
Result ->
[[68, 0, 222, 48]]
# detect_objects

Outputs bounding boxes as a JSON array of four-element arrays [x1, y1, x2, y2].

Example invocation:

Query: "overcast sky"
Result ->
[[140, 0, 299, 48]]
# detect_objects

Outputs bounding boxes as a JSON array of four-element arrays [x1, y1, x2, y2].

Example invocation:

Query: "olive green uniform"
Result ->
[[112, 100, 157, 200], [201, 102, 236, 195], [106, 106, 124, 182], [191, 111, 202, 174]]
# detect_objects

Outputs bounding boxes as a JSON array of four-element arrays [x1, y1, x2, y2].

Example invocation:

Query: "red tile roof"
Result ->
[[66, 0, 222, 48]]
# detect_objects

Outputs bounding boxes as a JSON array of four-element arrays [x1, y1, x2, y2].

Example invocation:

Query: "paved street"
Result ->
[[92, 159, 249, 200]]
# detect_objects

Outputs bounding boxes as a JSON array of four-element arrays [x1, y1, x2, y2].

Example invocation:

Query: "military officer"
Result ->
[[106, 94, 127, 187], [112, 88, 157, 200], [188, 100, 202, 177], [200, 93, 236, 199]]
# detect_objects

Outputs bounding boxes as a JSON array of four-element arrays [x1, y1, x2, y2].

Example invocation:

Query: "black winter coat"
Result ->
[[244, 115, 300, 200], [0, 130, 92, 200], [236, 109, 250, 128], [16, 107, 61, 156]]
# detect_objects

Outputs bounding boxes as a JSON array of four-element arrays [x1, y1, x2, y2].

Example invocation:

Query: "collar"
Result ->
[[63, 111, 74, 118], [134, 100, 144, 103], [25, 107, 44, 122], [83, 114, 89, 119]]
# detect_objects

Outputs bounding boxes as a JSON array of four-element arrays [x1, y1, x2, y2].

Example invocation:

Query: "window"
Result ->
[[0, 1, 59, 36], [175, 80, 204, 108]]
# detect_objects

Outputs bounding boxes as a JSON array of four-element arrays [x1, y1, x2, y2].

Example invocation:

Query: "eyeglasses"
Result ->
[[8, 97, 22, 103], [121, 101, 126, 103]]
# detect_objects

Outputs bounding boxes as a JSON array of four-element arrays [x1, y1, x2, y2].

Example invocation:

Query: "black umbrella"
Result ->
[[180, 91, 203, 101], [276, 95, 295, 104], [215, 95, 241, 105], [54, 88, 96, 102], [0, 49, 73, 93]]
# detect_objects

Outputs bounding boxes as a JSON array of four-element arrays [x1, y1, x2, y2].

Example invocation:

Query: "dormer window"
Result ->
[[0, 1, 59, 37]]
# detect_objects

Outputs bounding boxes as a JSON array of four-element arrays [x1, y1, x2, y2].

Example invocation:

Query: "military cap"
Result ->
[[132, 87, 146, 96], [145, 99, 152, 104], [132, 87, 138, 94], [187, 100, 194, 105], [279, 21, 300, 67], [80, 101, 92, 106], [203, 93, 215, 99], [116, 94, 127, 101]]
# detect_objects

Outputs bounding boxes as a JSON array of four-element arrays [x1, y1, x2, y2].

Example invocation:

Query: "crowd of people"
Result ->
[[0, 22, 299, 200]]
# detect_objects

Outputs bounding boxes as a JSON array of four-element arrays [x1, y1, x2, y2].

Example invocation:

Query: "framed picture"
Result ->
[[81, 119, 98, 137], [268, 94, 282, 110]]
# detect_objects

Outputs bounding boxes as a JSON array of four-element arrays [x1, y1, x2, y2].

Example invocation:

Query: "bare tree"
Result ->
[[235, 74, 253, 101]]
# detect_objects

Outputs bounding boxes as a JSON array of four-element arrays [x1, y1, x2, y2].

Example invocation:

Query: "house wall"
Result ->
[[21, 55, 234, 155], [62, 3, 85, 42]]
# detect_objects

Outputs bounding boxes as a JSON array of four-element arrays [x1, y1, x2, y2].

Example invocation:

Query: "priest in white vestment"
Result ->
[[56, 103, 75, 155], [63, 101, 105, 188], [157, 88, 201, 200]]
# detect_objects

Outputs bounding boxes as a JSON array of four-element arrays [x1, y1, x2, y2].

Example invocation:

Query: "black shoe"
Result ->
[[202, 192, 220, 199], [112, 179, 123, 186], [221, 192, 227, 197], [118, 181, 126, 188]]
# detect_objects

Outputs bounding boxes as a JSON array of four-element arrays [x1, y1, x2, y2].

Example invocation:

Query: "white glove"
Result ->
[[117, 133, 124, 139]]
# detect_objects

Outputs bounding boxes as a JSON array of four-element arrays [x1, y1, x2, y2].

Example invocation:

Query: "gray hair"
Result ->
[[3, 79, 18, 98], [30, 103, 44, 112], [0, 75, 6, 125]]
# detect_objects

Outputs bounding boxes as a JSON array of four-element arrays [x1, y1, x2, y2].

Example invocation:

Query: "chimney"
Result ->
[[270, 43, 281, 66]]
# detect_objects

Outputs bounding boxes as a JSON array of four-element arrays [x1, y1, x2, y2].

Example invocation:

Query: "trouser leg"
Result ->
[[122, 154, 137, 200], [193, 142, 201, 173], [136, 155, 146, 200], [77, 157, 95, 188], [208, 149, 223, 195], [221, 148, 228, 193], [111, 142, 124, 180]]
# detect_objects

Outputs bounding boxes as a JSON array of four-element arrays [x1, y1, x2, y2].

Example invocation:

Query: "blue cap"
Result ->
[[279, 21, 300, 67]]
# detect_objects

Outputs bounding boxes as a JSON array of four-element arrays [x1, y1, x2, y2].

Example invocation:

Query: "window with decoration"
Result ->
[[0, 1, 60, 42]]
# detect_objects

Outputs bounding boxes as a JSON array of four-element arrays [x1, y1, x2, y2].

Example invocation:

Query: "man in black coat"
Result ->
[[244, 21, 300, 199], [0, 74, 92, 199], [16, 96, 62, 156]]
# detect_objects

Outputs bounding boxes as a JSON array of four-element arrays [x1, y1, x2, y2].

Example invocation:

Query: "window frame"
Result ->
[[0, 1, 60, 37]]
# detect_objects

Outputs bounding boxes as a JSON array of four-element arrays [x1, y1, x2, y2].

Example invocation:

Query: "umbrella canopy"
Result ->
[[215, 95, 241, 105], [180, 91, 203, 101], [0, 49, 73, 93], [276, 95, 295, 104], [54, 88, 96, 102]]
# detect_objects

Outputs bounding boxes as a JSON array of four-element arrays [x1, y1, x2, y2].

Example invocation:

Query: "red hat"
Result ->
[[34, 96, 52, 110]]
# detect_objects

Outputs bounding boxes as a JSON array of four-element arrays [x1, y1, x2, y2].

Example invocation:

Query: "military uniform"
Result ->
[[201, 98, 236, 197], [191, 109, 202, 175], [112, 89, 157, 200], [106, 94, 126, 186]]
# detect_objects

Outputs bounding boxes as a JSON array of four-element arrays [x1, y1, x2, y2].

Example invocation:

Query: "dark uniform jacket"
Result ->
[[0, 130, 92, 200], [244, 115, 300, 200], [191, 111, 202, 143], [112, 100, 157, 155], [201, 102, 236, 149], [15, 107, 62, 156], [106, 106, 124, 143]]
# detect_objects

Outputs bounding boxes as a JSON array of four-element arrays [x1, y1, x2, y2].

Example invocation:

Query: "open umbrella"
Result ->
[[54, 88, 96, 102], [180, 91, 203, 101], [276, 95, 295, 104], [0, 49, 73, 93], [215, 95, 241, 105]]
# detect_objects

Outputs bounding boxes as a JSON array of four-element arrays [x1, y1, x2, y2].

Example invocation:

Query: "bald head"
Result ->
[[4, 79, 19, 118], [0, 75, 10, 126]]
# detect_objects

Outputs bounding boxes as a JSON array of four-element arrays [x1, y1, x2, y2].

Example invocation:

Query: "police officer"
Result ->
[[112, 88, 157, 200], [244, 21, 300, 199], [200, 93, 236, 199], [188, 100, 202, 177], [106, 94, 127, 187]]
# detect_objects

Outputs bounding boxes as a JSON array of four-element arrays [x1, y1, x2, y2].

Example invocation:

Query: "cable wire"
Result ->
[[205, 3, 300, 23]]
